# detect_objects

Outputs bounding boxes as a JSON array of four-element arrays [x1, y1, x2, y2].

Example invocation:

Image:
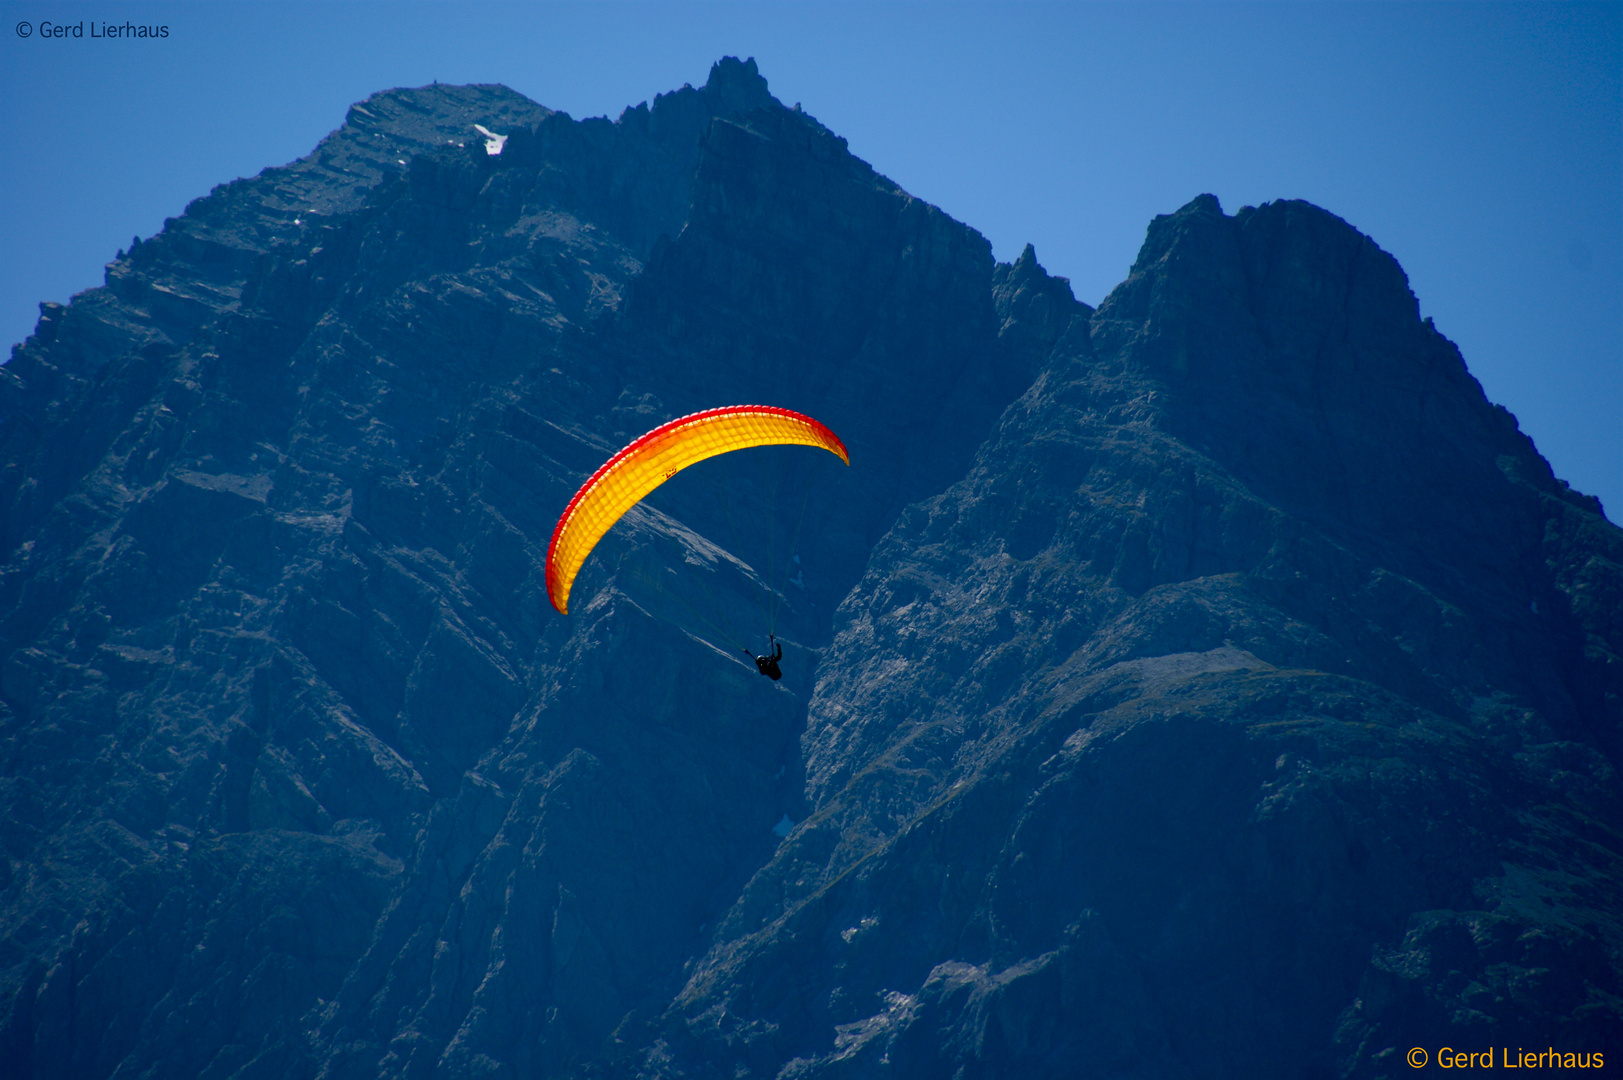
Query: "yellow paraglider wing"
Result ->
[[545, 405, 849, 614]]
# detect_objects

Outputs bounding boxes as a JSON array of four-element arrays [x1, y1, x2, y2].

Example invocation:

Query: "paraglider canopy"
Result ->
[[545, 405, 849, 615]]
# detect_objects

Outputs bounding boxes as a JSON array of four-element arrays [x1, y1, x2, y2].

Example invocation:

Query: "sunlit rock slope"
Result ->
[[2, 57, 1619, 1080]]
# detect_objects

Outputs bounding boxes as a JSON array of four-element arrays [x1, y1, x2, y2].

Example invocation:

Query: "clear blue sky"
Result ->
[[2, 1, 1618, 517]]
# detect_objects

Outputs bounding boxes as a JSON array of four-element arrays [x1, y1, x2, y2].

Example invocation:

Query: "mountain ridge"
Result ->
[[1, 57, 1619, 1080]]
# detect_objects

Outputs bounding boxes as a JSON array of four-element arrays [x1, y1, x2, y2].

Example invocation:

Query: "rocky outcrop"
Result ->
[[2, 58, 1619, 1080], [647, 194, 1622, 1079]]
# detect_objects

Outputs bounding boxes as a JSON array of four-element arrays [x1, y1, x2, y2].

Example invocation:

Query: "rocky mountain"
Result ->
[[2, 57, 1619, 1080]]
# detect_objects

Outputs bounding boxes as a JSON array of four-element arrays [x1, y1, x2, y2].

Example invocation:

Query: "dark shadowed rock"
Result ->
[[2, 61, 1619, 1080]]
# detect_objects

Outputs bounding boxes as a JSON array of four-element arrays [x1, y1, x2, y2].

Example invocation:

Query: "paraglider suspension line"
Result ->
[[703, 465, 775, 634], [620, 546, 753, 656], [767, 478, 814, 638]]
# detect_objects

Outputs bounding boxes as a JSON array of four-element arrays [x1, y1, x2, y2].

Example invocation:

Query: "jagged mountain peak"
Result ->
[[1098, 190, 1597, 527], [700, 54, 775, 110]]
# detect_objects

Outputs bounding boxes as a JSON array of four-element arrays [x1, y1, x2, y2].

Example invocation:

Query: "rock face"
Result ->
[[1, 57, 1619, 1080]]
